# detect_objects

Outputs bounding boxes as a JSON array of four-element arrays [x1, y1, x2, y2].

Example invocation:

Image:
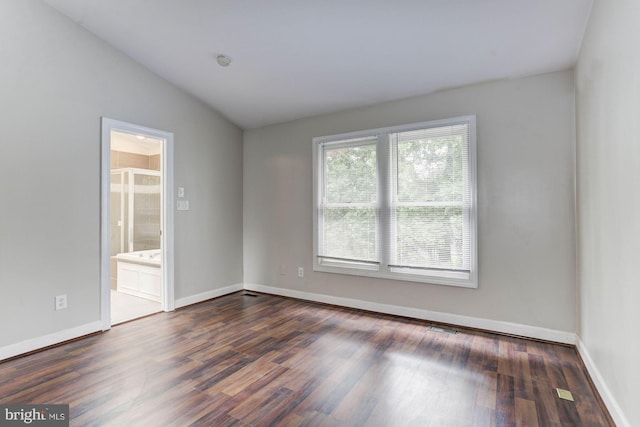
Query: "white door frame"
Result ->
[[100, 117, 175, 331]]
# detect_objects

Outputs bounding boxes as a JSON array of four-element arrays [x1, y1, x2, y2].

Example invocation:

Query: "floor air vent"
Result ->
[[243, 293, 258, 297], [556, 388, 575, 401], [429, 326, 457, 334]]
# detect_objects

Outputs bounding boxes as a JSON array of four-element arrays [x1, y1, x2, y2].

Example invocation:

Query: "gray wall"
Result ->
[[244, 70, 576, 332], [0, 0, 243, 347], [576, 0, 640, 425]]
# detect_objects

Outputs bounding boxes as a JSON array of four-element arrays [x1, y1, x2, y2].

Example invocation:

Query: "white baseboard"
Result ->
[[577, 338, 630, 427], [175, 283, 243, 309], [4, 284, 622, 424], [0, 321, 103, 362], [0, 284, 243, 362], [243, 283, 576, 345]]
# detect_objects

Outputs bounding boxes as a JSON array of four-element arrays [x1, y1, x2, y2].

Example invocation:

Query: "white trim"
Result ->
[[0, 321, 102, 362], [312, 115, 478, 288], [163, 127, 175, 312], [576, 338, 630, 427], [243, 283, 576, 345], [174, 284, 244, 309], [100, 120, 111, 330], [101, 118, 175, 331], [0, 284, 241, 361]]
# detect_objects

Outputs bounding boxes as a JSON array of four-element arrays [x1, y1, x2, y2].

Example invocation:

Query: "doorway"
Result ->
[[100, 118, 174, 329]]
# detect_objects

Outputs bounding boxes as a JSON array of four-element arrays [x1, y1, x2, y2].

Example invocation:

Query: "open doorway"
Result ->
[[101, 118, 174, 329]]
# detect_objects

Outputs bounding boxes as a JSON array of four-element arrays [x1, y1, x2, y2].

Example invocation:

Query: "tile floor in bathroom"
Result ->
[[110, 290, 161, 325]]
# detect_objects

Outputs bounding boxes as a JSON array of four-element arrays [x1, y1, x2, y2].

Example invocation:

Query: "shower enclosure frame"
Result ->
[[111, 167, 162, 255]]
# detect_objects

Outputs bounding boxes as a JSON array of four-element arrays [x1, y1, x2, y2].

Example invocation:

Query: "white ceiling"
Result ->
[[42, 0, 592, 129]]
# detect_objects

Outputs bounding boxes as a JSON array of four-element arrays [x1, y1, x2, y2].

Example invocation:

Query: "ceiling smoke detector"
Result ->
[[216, 54, 232, 67]]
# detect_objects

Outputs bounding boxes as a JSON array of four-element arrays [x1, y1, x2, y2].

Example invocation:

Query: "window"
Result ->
[[313, 116, 477, 288]]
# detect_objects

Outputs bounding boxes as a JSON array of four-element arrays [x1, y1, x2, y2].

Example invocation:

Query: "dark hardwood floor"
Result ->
[[0, 292, 613, 426]]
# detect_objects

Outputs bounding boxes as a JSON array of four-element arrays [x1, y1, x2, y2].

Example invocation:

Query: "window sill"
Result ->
[[313, 263, 478, 288]]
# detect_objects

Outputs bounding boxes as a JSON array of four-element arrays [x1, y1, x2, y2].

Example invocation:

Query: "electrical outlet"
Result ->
[[298, 267, 304, 278], [55, 294, 67, 311]]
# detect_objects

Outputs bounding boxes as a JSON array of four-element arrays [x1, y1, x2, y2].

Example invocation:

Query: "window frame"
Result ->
[[312, 115, 478, 288], [316, 136, 380, 269]]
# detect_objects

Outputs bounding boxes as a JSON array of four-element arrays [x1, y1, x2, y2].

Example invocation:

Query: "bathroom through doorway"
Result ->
[[100, 118, 174, 329]]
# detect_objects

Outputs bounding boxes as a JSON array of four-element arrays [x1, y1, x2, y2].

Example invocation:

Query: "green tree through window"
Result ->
[[314, 117, 476, 287]]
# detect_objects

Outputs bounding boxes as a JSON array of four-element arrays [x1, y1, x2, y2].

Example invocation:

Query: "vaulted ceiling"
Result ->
[[43, 0, 592, 129]]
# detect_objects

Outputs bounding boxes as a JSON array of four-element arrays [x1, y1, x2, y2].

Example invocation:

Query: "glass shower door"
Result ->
[[131, 171, 161, 251]]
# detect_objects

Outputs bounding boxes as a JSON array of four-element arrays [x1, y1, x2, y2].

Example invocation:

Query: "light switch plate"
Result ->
[[55, 294, 67, 310], [178, 187, 185, 198], [177, 200, 189, 211]]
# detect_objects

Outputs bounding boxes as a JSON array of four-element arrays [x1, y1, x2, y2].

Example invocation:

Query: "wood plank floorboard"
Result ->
[[0, 292, 613, 426]]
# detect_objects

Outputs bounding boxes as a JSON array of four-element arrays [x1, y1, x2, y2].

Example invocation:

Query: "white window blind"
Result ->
[[389, 124, 471, 273], [318, 137, 379, 266], [313, 116, 477, 288]]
